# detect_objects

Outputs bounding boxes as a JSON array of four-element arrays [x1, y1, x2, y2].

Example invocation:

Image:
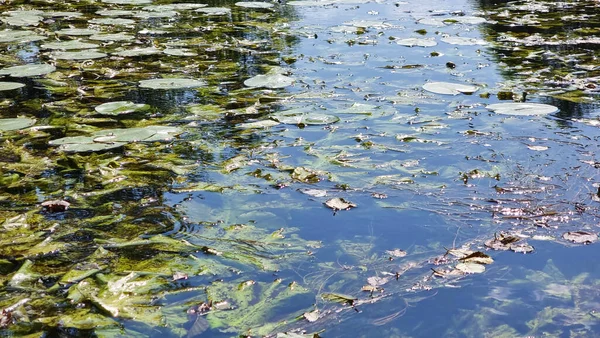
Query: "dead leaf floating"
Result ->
[[41, 200, 70, 213], [459, 251, 494, 264], [562, 231, 598, 244], [455, 263, 485, 274], [386, 249, 407, 258], [324, 197, 356, 211], [303, 309, 319, 322]]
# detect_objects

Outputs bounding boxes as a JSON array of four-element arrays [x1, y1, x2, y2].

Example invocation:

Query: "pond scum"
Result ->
[[1, 0, 600, 336]]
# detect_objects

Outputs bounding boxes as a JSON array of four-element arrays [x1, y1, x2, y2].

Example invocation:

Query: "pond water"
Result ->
[[0, 0, 600, 336]]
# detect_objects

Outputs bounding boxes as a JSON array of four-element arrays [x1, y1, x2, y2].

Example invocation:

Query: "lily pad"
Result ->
[[235, 2, 275, 9], [0, 64, 55, 77], [422, 82, 479, 95], [0, 117, 35, 131], [49, 126, 182, 153], [237, 120, 280, 129], [54, 140, 127, 153], [41, 40, 99, 50], [0, 82, 24, 91], [486, 103, 559, 116], [113, 47, 162, 57], [102, 0, 152, 4], [271, 111, 339, 125], [244, 74, 294, 89], [2, 15, 42, 27], [562, 231, 598, 244], [89, 33, 135, 41], [196, 7, 232, 15], [139, 78, 207, 89], [440, 36, 487, 45], [395, 38, 437, 47], [94, 101, 150, 115], [324, 197, 356, 211], [89, 18, 136, 25], [93, 126, 182, 143], [52, 50, 107, 60], [54, 28, 99, 36], [0, 30, 46, 43]]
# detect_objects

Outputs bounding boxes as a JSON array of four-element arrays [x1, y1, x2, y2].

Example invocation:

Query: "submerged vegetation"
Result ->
[[0, 0, 600, 336]]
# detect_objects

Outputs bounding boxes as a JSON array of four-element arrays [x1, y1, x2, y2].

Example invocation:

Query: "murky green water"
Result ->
[[0, 0, 600, 336]]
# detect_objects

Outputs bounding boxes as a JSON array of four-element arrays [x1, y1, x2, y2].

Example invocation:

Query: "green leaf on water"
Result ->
[[195, 7, 232, 15], [41, 40, 99, 50], [235, 2, 275, 9], [52, 50, 107, 60], [422, 82, 479, 95], [0, 82, 24, 91], [486, 102, 559, 116], [94, 101, 150, 115], [271, 111, 339, 125], [394, 38, 437, 47], [244, 74, 294, 89], [0, 64, 55, 77], [0, 117, 35, 131], [139, 78, 207, 89], [321, 292, 356, 306]]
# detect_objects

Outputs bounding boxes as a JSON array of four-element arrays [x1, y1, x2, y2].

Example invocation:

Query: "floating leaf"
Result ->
[[113, 47, 162, 57], [196, 7, 232, 15], [321, 292, 356, 306], [395, 38, 437, 47], [41, 40, 99, 50], [271, 111, 339, 125], [298, 188, 328, 197], [486, 103, 559, 116], [367, 276, 389, 286], [139, 78, 207, 89], [509, 243, 534, 253], [422, 82, 479, 95], [291, 166, 322, 183], [386, 249, 407, 258], [94, 101, 150, 115], [0, 64, 55, 77], [0, 82, 24, 91], [52, 50, 107, 60], [235, 2, 274, 8], [459, 251, 494, 264], [102, 0, 152, 4], [54, 28, 99, 36], [0, 117, 35, 131], [324, 197, 356, 211], [237, 120, 280, 129], [0, 30, 46, 43], [89, 33, 135, 41], [89, 18, 136, 25], [562, 231, 598, 244], [303, 309, 319, 322], [485, 233, 521, 251], [244, 74, 294, 89], [440, 36, 487, 45], [455, 263, 485, 274], [41, 200, 70, 213]]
